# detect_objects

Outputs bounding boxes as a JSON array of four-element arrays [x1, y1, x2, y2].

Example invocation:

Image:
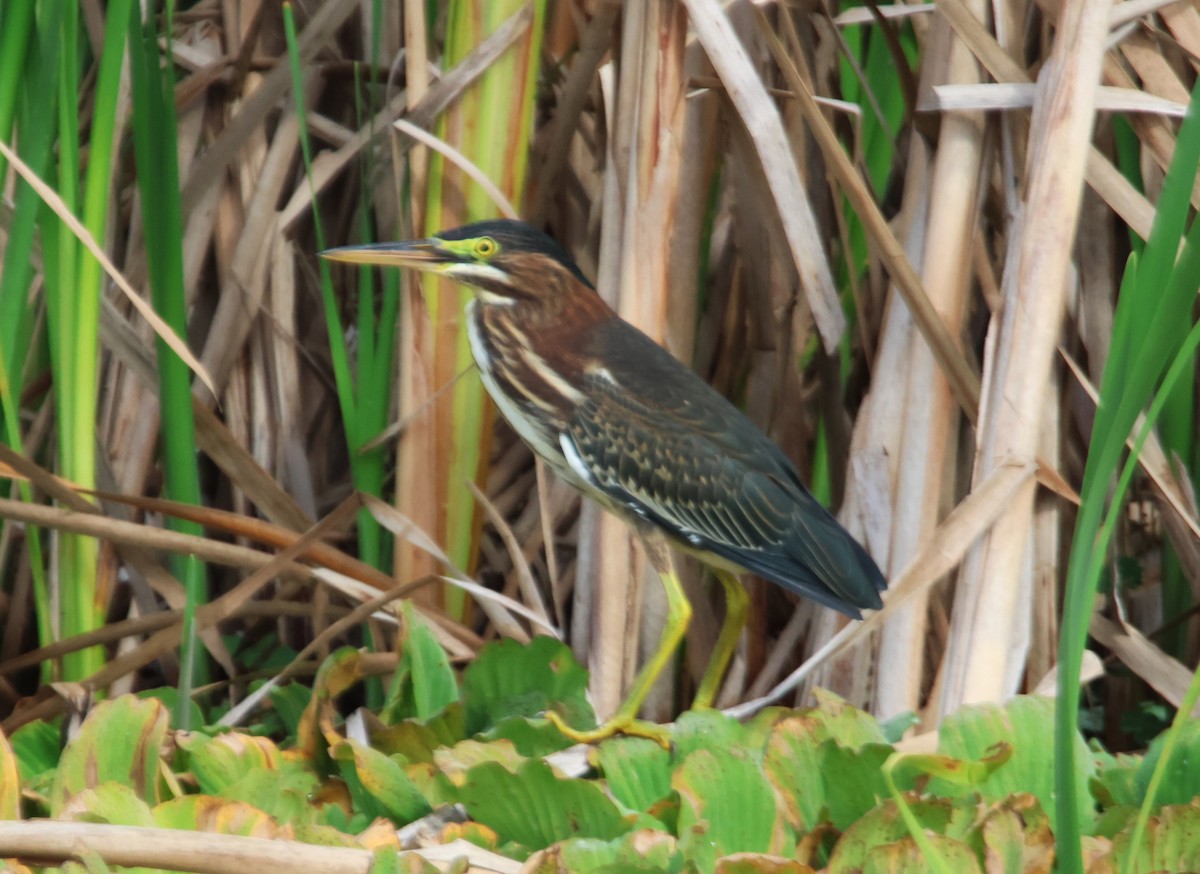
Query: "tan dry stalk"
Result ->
[[178, 0, 361, 214], [0, 822, 527, 874], [95, 292, 312, 530], [876, 6, 988, 722], [940, 0, 1111, 713], [1090, 614, 1200, 717], [683, 0, 846, 354], [756, 11, 983, 422], [580, 0, 689, 721], [196, 116, 299, 400], [392, 0, 438, 599], [0, 497, 365, 734], [935, 0, 1156, 238]]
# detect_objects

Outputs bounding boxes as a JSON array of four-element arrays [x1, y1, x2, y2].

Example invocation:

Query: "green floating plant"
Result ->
[[6, 638, 1200, 873]]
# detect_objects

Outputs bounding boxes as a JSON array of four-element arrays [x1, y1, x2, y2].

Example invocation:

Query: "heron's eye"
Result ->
[[473, 237, 499, 259]]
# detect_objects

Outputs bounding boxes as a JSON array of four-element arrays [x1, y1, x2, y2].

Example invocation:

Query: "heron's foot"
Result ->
[[543, 548, 686, 751], [544, 710, 671, 748]]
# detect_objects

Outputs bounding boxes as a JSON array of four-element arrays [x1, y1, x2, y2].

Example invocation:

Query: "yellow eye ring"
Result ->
[[474, 237, 498, 258]]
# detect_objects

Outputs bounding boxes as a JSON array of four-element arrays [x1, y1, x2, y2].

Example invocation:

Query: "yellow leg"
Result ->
[[545, 534, 691, 747], [692, 571, 749, 710]]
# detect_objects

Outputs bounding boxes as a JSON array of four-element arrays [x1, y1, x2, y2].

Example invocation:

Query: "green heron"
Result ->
[[321, 220, 885, 742]]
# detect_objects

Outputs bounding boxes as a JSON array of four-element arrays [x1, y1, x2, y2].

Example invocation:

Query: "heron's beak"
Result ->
[[319, 239, 452, 270]]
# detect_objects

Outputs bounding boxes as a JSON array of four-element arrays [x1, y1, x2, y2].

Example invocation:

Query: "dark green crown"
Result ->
[[437, 220, 593, 288]]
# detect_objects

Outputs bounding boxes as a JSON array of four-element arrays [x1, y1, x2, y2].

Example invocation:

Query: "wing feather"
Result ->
[[564, 345, 885, 617]]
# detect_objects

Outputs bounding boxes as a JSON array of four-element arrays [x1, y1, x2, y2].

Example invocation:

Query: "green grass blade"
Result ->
[[0, 0, 36, 181], [347, 63, 398, 578], [422, 0, 547, 616], [127, 0, 208, 722], [0, 0, 62, 674], [1055, 77, 1200, 872], [283, 4, 397, 589], [40, 0, 104, 681]]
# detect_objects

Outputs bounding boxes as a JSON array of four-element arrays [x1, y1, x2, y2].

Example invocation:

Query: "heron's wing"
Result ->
[[564, 323, 885, 616]]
